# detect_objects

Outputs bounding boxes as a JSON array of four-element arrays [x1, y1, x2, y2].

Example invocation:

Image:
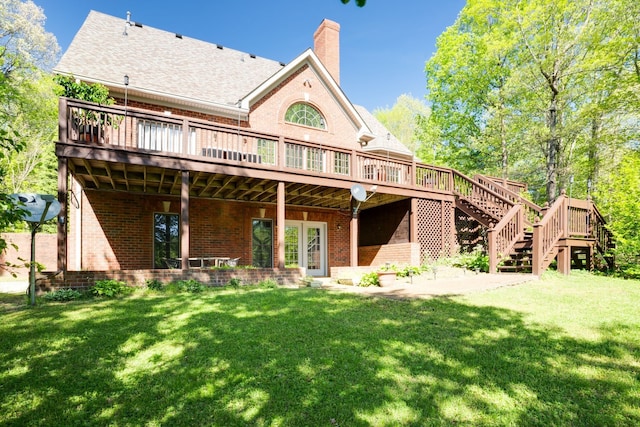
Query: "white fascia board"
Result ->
[[56, 72, 249, 120], [240, 49, 373, 142]]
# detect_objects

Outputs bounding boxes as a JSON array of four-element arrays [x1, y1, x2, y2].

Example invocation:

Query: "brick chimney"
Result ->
[[313, 19, 340, 85]]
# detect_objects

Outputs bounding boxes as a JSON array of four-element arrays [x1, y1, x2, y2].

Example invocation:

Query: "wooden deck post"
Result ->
[[57, 157, 68, 275], [277, 181, 285, 269], [180, 171, 190, 270], [350, 198, 359, 267], [557, 245, 570, 275], [532, 220, 543, 276], [488, 224, 497, 273]]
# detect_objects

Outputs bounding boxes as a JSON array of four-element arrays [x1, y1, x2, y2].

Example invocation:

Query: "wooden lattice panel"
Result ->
[[417, 199, 456, 263]]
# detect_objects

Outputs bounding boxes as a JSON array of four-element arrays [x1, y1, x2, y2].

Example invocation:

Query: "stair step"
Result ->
[[498, 264, 532, 273]]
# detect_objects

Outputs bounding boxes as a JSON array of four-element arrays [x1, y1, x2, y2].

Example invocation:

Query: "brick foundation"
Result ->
[[35, 267, 305, 293], [358, 242, 420, 267]]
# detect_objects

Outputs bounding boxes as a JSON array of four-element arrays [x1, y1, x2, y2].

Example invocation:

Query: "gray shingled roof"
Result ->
[[54, 11, 285, 108], [354, 106, 414, 158], [55, 11, 409, 155]]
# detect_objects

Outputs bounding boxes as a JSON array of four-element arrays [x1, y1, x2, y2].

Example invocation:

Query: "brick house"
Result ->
[[46, 11, 612, 288]]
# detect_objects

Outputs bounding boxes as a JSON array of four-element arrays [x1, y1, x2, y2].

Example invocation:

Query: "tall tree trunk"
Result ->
[[500, 111, 508, 179], [587, 115, 601, 194], [546, 97, 560, 202]]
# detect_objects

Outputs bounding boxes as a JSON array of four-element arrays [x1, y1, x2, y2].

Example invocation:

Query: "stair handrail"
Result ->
[[474, 174, 542, 226], [532, 194, 568, 275], [589, 199, 614, 255], [487, 203, 525, 273], [452, 170, 515, 219]]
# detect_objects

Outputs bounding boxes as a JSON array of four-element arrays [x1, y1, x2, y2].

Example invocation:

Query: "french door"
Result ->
[[285, 221, 327, 276]]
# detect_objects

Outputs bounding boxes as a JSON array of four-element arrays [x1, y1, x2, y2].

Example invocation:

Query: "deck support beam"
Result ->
[[277, 181, 285, 269], [57, 157, 68, 275], [180, 170, 190, 270], [350, 198, 359, 267]]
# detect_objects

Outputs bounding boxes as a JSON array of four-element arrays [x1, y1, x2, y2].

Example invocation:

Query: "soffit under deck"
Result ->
[[66, 158, 406, 211]]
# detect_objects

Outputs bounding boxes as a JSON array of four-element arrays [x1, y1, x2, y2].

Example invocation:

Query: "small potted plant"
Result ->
[[376, 263, 397, 287]]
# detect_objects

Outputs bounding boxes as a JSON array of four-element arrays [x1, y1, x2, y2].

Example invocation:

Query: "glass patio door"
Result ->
[[285, 221, 326, 276]]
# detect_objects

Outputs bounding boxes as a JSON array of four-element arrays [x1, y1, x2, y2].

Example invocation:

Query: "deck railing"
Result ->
[[59, 98, 614, 274], [532, 195, 568, 275], [475, 174, 541, 226], [487, 204, 525, 273], [452, 170, 514, 219], [60, 98, 455, 189], [590, 203, 613, 255]]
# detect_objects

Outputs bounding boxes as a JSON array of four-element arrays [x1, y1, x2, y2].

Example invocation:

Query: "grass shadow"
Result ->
[[0, 286, 638, 425]]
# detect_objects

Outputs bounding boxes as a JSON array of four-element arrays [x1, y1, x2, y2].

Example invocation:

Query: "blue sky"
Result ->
[[33, 0, 465, 112]]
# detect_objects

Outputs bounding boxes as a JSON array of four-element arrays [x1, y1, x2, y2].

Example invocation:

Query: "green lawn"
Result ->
[[1, 271, 639, 426]]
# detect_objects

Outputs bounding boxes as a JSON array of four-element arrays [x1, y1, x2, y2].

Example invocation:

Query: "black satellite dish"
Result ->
[[350, 184, 367, 202], [11, 193, 60, 223]]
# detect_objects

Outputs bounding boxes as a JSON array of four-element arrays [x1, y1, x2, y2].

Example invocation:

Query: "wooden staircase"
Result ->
[[453, 173, 614, 275], [497, 232, 534, 273]]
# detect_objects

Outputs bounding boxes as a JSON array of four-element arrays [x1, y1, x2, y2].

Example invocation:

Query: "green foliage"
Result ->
[[166, 279, 205, 293], [0, 1, 60, 256], [358, 271, 380, 287], [422, 0, 640, 203], [226, 277, 242, 288], [396, 265, 423, 278], [596, 151, 640, 266], [42, 288, 83, 302], [617, 264, 640, 281], [451, 245, 490, 273], [340, 0, 366, 6], [92, 279, 129, 297], [373, 94, 430, 153], [258, 278, 279, 289], [53, 74, 114, 105], [144, 279, 163, 291]]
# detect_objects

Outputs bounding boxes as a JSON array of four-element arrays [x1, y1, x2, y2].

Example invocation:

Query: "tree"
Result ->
[[340, 0, 366, 6], [1, 72, 58, 194], [422, 0, 640, 203], [595, 151, 640, 269], [373, 94, 430, 155], [0, 0, 59, 267]]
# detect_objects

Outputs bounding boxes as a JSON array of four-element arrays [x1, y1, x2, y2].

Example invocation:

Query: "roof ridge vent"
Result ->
[[175, 33, 183, 39]]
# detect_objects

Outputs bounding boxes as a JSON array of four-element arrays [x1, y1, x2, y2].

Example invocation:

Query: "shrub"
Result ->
[[227, 277, 242, 288], [451, 245, 489, 272], [42, 288, 83, 302], [618, 264, 640, 280], [396, 265, 422, 278], [259, 278, 279, 288], [185, 280, 205, 293], [359, 271, 379, 287], [145, 279, 163, 291], [92, 280, 129, 297], [166, 279, 205, 293]]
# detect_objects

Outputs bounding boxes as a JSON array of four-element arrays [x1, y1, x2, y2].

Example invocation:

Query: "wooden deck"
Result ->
[[56, 98, 613, 275]]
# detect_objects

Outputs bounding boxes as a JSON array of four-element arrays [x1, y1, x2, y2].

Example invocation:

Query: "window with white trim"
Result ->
[[285, 103, 326, 129]]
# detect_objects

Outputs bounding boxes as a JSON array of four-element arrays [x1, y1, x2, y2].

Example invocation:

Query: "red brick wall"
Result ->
[[113, 98, 248, 128], [249, 65, 363, 151], [36, 267, 305, 292], [66, 189, 352, 272], [358, 242, 421, 267], [0, 233, 57, 278]]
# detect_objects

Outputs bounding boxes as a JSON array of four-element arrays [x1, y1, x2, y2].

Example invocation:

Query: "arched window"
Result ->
[[285, 103, 326, 129]]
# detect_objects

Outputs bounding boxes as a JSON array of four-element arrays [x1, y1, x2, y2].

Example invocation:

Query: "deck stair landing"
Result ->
[[454, 174, 613, 275]]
